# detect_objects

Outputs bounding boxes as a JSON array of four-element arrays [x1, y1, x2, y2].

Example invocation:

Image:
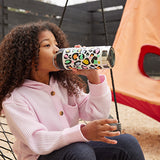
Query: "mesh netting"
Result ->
[[0, 115, 17, 160]]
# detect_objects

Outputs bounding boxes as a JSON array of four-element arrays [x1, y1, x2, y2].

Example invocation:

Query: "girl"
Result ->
[[0, 21, 145, 160]]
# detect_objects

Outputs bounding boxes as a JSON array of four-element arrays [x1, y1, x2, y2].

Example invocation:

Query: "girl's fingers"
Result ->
[[71, 68, 77, 72], [99, 131, 120, 137], [99, 119, 118, 125], [74, 44, 81, 48], [100, 137, 118, 144], [100, 124, 117, 132]]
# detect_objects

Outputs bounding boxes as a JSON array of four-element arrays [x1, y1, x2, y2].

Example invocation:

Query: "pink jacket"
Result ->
[[2, 75, 111, 160]]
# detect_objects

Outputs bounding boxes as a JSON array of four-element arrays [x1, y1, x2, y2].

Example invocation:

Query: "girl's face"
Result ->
[[37, 30, 60, 73]]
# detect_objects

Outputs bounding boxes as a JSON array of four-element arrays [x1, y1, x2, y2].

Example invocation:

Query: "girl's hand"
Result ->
[[81, 119, 120, 144], [72, 68, 101, 84]]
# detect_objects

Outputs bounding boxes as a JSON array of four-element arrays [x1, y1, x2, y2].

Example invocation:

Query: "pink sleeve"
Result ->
[[3, 99, 88, 155], [77, 74, 111, 120]]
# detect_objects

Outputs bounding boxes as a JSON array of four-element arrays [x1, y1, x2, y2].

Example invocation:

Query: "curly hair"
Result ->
[[0, 21, 86, 112]]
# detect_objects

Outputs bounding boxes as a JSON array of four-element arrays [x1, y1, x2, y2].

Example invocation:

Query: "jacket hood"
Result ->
[[22, 77, 55, 90]]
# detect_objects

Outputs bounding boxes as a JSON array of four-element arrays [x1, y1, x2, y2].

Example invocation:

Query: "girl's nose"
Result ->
[[53, 45, 59, 54]]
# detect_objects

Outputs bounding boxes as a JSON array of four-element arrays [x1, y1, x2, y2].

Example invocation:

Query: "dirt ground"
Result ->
[[0, 102, 160, 160], [110, 102, 160, 160]]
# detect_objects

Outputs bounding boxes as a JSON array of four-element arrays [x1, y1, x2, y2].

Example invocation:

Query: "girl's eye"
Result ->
[[44, 44, 50, 47]]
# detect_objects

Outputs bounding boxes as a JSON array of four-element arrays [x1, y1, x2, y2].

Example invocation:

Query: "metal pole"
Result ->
[[100, 0, 121, 132], [1, 0, 5, 38]]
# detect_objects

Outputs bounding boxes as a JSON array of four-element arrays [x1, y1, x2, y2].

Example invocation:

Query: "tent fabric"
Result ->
[[100, 0, 160, 122]]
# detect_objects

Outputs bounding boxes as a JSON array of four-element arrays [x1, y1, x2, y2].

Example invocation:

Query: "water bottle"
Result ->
[[53, 46, 115, 70]]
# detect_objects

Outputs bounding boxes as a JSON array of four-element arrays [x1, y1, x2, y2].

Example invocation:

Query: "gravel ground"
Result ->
[[110, 102, 160, 160]]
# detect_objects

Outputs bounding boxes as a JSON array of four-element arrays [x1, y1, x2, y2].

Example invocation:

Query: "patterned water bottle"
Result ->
[[53, 46, 115, 70]]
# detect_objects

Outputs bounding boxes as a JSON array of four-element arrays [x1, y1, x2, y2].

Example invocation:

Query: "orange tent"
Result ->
[[101, 0, 160, 121]]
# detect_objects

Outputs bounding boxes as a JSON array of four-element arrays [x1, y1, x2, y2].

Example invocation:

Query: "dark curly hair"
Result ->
[[0, 21, 86, 113]]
